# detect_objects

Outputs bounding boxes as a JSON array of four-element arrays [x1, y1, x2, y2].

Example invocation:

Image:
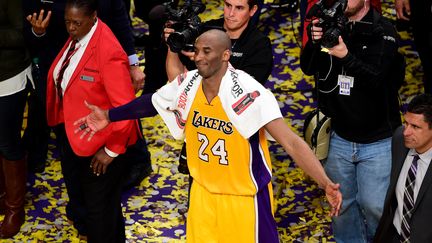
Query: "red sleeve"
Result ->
[[302, 0, 319, 48], [101, 48, 137, 154]]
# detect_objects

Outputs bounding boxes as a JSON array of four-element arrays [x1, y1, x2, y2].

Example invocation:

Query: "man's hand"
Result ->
[[74, 101, 110, 141], [395, 0, 411, 20], [164, 24, 196, 59], [328, 36, 348, 58], [310, 19, 348, 58], [26, 10, 51, 35], [309, 19, 323, 43], [164, 24, 189, 81], [180, 50, 195, 61], [130, 65, 145, 92], [163, 25, 175, 43], [90, 148, 114, 176], [325, 182, 342, 216]]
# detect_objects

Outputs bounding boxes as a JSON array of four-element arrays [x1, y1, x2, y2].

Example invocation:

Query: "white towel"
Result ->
[[151, 65, 282, 140]]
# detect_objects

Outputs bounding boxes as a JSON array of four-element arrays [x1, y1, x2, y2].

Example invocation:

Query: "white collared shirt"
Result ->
[[0, 64, 33, 97], [53, 19, 98, 95], [393, 147, 432, 233]]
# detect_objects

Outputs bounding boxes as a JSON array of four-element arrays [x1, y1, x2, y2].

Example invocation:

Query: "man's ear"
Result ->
[[249, 5, 258, 17], [92, 11, 97, 22], [222, 49, 231, 62]]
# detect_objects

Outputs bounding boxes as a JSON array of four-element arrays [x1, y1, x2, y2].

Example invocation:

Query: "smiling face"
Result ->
[[193, 30, 231, 79], [403, 112, 432, 154], [64, 6, 96, 40]]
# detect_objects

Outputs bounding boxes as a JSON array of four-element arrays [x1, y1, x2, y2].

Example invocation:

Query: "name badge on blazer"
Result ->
[[80, 75, 94, 82]]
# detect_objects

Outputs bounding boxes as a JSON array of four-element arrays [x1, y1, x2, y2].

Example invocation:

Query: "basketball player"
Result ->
[[74, 29, 342, 242]]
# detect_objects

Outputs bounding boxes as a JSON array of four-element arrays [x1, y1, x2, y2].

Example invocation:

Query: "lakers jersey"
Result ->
[[185, 83, 273, 196]]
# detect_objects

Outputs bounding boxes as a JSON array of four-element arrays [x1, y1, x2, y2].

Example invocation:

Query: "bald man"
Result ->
[[74, 29, 342, 242]]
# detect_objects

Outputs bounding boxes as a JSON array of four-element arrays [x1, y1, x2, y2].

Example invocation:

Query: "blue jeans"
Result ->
[[324, 131, 391, 243]]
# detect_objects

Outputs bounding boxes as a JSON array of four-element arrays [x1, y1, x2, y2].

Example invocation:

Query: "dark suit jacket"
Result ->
[[374, 126, 432, 243], [46, 20, 137, 156]]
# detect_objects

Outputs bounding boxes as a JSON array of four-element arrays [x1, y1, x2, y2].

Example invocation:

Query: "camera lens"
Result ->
[[321, 29, 339, 48], [167, 32, 187, 53], [167, 28, 199, 53]]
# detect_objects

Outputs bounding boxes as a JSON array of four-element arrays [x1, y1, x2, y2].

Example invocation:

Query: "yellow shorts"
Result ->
[[186, 181, 279, 243]]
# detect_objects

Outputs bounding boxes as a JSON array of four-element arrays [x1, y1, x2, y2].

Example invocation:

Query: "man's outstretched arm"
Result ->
[[108, 93, 157, 121], [74, 93, 157, 140], [264, 118, 342, 216]]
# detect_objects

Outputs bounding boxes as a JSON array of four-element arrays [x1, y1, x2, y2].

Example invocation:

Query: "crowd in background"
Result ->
[[0, 0, 431, 242]]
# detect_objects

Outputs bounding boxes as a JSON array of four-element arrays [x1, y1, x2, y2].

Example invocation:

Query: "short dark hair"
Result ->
[[224, 0, 257, 10], [407, 93, 432, 128], [66, 0, 97, 17], [247, 0, 258, 9]]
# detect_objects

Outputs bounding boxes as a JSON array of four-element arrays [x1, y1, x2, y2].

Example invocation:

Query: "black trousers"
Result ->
[[22, 69, 50, 166], [56, 125, 126, 243], [0, 88, 28, 160]]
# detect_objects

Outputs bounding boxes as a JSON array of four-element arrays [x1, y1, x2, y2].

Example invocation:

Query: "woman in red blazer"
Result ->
[[46, 0, 138, 241]]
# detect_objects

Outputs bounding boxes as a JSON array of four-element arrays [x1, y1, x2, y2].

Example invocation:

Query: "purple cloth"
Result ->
[[109, 93, 157, 122]]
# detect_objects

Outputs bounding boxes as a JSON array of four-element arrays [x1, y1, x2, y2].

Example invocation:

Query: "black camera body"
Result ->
[[164, 1, 205, 53], [306, 0, 348, 48]]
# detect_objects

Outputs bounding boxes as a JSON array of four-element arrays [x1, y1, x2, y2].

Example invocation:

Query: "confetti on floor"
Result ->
[[11, 0, 423, 242]]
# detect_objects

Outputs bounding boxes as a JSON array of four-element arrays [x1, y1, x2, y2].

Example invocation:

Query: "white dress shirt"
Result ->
[[53, 20, 98, 94], [0, 64, 33, 97], [393, 147, 432, 233]]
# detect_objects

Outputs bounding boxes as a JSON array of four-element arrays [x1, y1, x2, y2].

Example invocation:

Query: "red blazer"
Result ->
[[46, 19, 138, 156]]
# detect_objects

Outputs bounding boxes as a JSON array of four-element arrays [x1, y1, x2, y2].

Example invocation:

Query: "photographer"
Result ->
[[300, 0, 404, 242], [164, 0, 273, 85]]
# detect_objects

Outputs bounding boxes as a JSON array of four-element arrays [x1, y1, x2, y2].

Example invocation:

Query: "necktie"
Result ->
[[56, 40, 78, 99], [400, 154, 420, 243]]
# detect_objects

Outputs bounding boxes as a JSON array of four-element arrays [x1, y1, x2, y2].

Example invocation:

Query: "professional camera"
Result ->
[[306, 0, 348, 48], [164, 0, 205, 53]]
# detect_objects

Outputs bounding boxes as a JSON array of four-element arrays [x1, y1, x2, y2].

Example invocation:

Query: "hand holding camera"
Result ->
[[164, 23, 196, 61], [306, 0, 348, 48], [161, 1, 205, 53], [327, 36, 348, 58], [310, 19, 348, 58], [310, 19, 323, 43]]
